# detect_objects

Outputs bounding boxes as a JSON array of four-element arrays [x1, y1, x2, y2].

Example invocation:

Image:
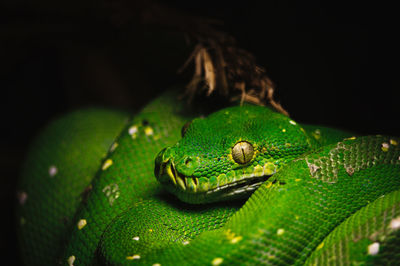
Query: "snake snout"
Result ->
[[155, 148, 186, 191], [155, 149, 199, 192]]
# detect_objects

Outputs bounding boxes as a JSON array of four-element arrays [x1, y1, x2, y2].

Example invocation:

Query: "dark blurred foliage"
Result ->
[[1, 0, 399, 264]]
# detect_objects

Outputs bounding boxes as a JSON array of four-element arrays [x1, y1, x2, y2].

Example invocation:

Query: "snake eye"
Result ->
[[232, 141, 254, 164], [181, 121, 192, 137]]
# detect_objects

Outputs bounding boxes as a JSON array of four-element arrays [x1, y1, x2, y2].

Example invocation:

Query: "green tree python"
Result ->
[[16, 90, 400, 265]]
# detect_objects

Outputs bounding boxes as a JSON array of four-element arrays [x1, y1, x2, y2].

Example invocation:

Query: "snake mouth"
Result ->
[[198, 173, 276, 204], [158, 160, 274, 203], [156, 155, 278, 203], [206, 174, 272, 197], [183, 173, 273, 204]]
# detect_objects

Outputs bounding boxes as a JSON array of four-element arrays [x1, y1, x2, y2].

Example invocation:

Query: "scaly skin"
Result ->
[[16, 109, 129, 265], [16, 91, 400, 265]]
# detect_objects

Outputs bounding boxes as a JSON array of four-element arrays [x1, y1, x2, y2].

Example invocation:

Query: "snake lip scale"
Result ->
[[160, 158, 274, 201], [157, 154, 276, 204]]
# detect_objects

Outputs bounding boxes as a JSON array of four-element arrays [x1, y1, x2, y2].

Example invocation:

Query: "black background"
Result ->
[[2, 1, 399, 264]]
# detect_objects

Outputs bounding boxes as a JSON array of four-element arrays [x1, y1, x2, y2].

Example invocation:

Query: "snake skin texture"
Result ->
[[16, 90, 400, 265]]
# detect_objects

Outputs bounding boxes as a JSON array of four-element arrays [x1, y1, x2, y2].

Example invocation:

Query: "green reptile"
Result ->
[[16, 90, 400, 265]]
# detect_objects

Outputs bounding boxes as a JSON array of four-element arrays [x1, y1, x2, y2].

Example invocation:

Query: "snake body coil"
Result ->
[[16, 90, 400, 265]]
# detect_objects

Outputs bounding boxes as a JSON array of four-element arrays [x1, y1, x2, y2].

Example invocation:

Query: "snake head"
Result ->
[[155, 105, 315, 204]]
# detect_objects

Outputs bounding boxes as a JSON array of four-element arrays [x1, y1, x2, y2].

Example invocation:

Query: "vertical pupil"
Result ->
[[232, 141, 254, 164]]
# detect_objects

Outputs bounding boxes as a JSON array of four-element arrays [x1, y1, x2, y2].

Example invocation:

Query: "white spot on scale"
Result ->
[[17, 191, 28, 205], [102, 184, 120, 206], [128, 125, 138, 135], [368, 242, 380, 255], [152, 264, 161, 266], [129, 125, 139, 139], [389, 216, 400, 230], [67, 255, 75, 266], [289, 120, 297, 125], [133, 236, 139, 241], [110, 142, 118, 152], [308, 163, 320, 175], [49, 165, 57, 177], [345, 166, 355, 176], [182, 240, 190, 245], [277, 228, 285, 236]]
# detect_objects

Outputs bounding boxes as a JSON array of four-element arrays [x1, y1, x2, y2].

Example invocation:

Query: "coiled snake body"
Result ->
[[16, 90, 400, 265]]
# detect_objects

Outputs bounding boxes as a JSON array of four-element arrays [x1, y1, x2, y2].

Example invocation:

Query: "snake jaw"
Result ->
[[157, 154, 276, 203]]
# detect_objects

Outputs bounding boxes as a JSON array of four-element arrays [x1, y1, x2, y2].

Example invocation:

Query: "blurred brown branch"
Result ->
[[107, 0, 289, 116]]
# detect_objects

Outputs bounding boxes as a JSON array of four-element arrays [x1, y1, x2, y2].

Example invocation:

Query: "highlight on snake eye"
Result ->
[[8, 1, 399, 265]]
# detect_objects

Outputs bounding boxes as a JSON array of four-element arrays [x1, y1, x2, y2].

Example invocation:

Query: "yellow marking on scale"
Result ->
[[253, 165, 264, 177], [144, 126, 154, 136], [77, 219, 87, 230], [102, 159, 113, 170], [390, 139, 398, 146], [265, 181, 273, 189], [211, 257, 224, 266], [312, 129, 321, 140], [126, 255, 140, 260], [230, 235, 243, 244], [282, 128, 286, 132], [225, 229, 235, 240], [295, 179, 301, 182], [263, 162, 276, 176], [277, 228, 285, 236], [316, 242, 324, 250], [381, 143, 389, 152], [67, 255, 75, 266]]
